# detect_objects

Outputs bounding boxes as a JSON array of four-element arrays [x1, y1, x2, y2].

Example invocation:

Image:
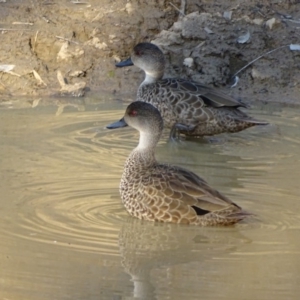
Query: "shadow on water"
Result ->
[[0, 96, 300, 299]]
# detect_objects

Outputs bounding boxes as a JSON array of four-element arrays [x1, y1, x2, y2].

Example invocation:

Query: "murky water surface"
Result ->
[[0, 96, 300, 299]]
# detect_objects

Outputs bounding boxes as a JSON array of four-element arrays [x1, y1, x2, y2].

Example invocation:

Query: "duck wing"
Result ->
[[142, 164, 240, 219], [160, 78, 246, 108]]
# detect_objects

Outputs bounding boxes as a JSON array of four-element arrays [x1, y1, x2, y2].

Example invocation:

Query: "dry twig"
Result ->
[[56, 36, 79, 45], [32, 70, 47, 86], [0, 28, 32, 31], [169, 2, 185, 17], [32, 30, 39, 53], [12, 22, 34, 25], [232, 45, 289, 78]]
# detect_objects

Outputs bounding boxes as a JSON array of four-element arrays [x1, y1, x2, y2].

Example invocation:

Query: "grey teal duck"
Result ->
[[116, 42, 268, 138], [107, 101, 249, 226]]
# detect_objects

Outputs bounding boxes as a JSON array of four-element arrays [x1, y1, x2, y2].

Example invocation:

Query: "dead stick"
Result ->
[[0, 28, 32, 31], [180, 0, 186, 16], [232, 45, 289, 78], [33, 30, 39, 53], [169, 2, 185, 16], [55, 36, 79, 44]]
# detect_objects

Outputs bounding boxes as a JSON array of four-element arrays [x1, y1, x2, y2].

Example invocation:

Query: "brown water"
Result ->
[[0, 96, 300, 300]]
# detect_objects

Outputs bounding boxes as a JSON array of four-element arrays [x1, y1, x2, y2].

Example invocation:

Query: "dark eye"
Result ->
[[135, 50, 142, 56], [129, 110, 138, 116]]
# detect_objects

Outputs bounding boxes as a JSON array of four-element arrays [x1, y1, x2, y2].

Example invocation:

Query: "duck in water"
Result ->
[[116, 42, 268, 139], [107, 101, 249, 225]]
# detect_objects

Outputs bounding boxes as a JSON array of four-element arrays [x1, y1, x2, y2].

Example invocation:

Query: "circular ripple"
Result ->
[[49, 109, 140, 170], [3, 105, 135, 254], [14, 179, 128, 254]]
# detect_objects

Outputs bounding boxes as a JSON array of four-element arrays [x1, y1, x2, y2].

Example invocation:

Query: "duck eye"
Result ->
[[129, 110, 138, 116], [135, 50, 142, 56]]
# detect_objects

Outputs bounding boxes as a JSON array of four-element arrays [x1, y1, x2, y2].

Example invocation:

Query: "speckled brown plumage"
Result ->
[[107, 101, 249, 226], [116, 42, 268, 137]]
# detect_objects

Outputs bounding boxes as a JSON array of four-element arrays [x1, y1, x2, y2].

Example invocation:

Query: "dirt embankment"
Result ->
[[0, 0, 300, 104]]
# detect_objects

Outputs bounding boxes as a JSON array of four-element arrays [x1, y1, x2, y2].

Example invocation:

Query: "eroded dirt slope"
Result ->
[[0, 0, 299, 104]]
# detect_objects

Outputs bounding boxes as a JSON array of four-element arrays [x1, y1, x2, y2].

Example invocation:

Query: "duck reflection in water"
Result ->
[[118, 217, 252, 299]]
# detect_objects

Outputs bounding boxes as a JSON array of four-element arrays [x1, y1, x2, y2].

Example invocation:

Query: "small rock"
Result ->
[[57, 42, 84, 61], [125, 3, 134, 14], [152, 30, 183, 47], [223, 11, 232, 21], [69, 70, 84, 77], [265, 18, 277, 30], [204, 27, 214, 34], [183, 57, 194, 68], [172, 20, 183, 32], [85, 37, 108, 50], [112, 55, 121, 63], [252, 18, 264, 25]]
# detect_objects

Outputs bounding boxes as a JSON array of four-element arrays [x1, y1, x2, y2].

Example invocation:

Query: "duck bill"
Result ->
[[106, 117, 128, 129], [115, 57, 133, 68]]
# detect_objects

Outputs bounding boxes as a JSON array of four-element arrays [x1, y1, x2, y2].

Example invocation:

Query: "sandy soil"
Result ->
[[0, 0, 300, 104]]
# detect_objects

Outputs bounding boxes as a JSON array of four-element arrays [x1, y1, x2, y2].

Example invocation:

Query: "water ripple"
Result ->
[[14, 179, 127, 254]]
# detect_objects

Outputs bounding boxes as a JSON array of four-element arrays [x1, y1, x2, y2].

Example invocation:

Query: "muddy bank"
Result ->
[[0, 0, 300, 104]]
